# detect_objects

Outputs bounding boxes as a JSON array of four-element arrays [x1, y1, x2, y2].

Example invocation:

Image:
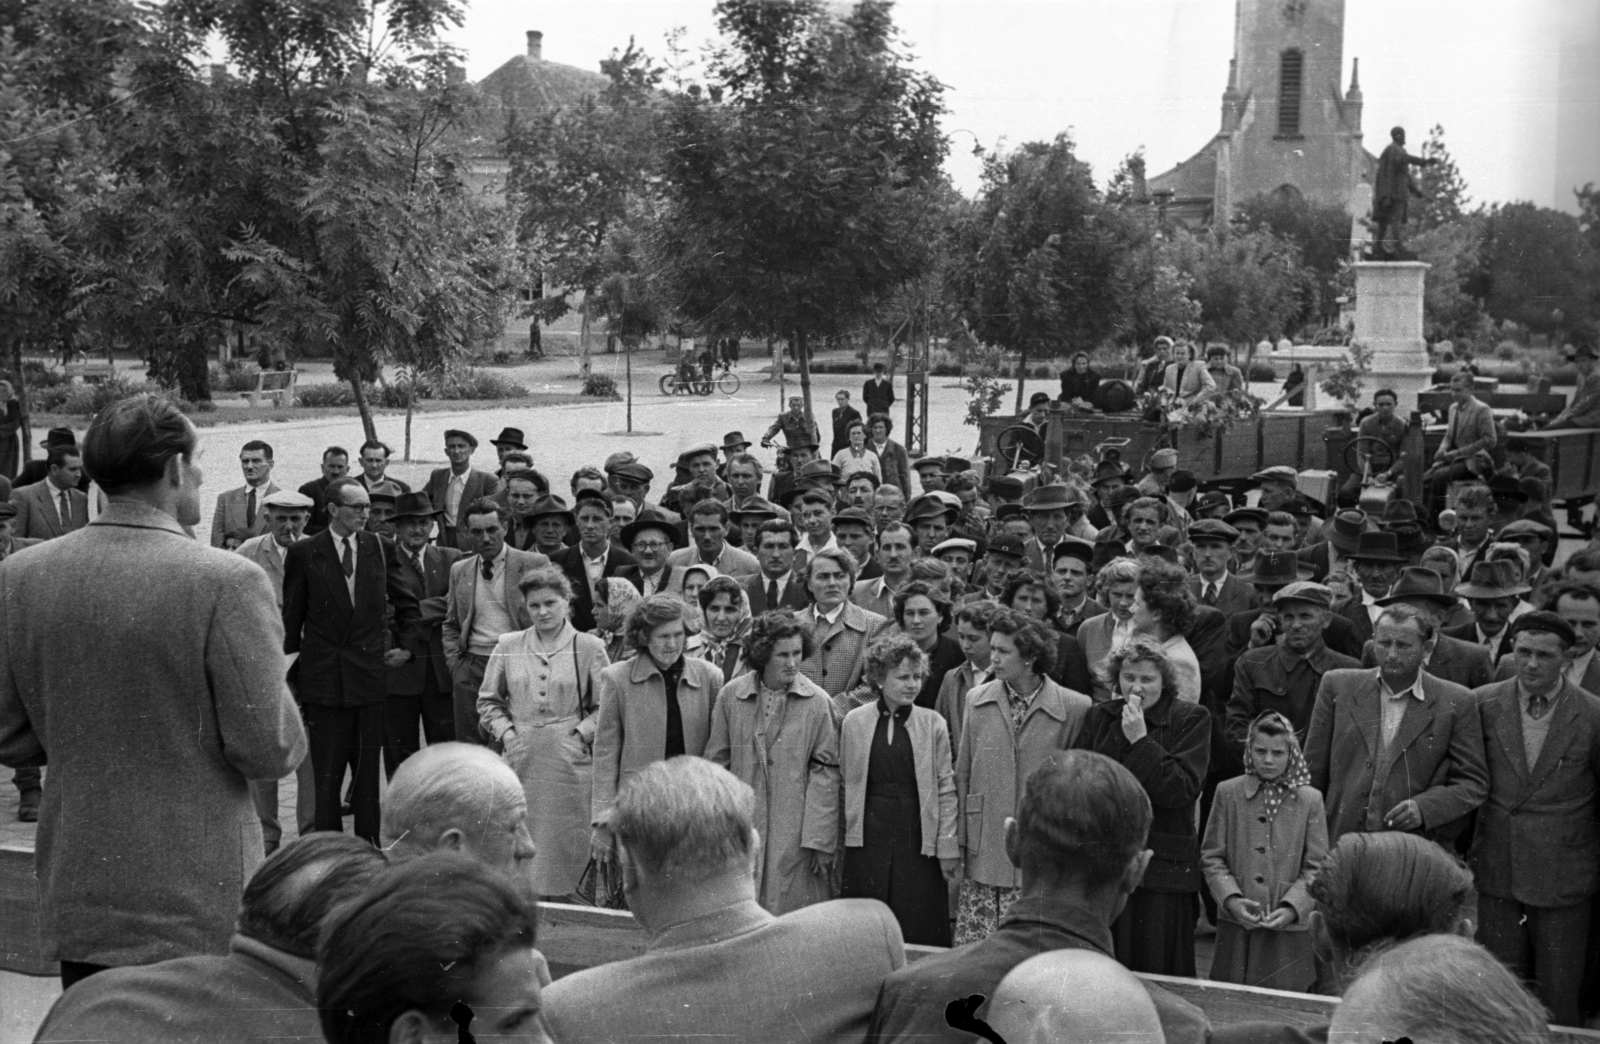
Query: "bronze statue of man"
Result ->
[[1371, 126, 1436, 259]]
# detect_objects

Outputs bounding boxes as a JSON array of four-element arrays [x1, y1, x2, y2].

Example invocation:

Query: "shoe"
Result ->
[[18, 791, 40, 823]]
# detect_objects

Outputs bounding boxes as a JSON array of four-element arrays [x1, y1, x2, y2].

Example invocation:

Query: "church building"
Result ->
[[1147, 0, 1376, 226]]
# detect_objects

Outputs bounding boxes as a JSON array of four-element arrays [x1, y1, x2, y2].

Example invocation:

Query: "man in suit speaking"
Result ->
[[283, 477, 419, 843], [541, 756, 905, 1044]]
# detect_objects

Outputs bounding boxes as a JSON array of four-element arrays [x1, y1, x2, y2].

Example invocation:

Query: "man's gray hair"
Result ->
[[1341, 934, 1551, 1044], [381, 743, 520, 853], [603, 756, 755, 879]]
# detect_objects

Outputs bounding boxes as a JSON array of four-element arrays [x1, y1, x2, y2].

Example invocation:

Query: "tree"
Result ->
[[948, 134, 1136, 406], [1410, 216, 1488, 342], [1413, 124, 1470, 232], [1160, 227, 1306, 346], [653, 0, 948, 425], [506, 40, 664, 377], [1232, 191, 1351, 330], [1477, 202, 1595, 339]]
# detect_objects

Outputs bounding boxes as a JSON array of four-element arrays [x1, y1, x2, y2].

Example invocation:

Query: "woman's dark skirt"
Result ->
[[1111, 887, 1197, 977], [841, 782, 951, 947]]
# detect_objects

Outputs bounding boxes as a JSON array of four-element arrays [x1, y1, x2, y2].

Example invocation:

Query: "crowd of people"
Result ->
[[3, 376, 1600, 1043]]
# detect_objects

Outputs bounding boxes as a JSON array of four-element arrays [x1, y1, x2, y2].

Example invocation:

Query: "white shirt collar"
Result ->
[[1379, 675, 1426, 702], [1567, 649, 1596, 687], [818, 602, 846, 625], [582, 543, 609, 565]]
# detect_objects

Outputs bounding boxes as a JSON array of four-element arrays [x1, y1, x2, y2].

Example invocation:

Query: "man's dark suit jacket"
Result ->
[[743, 572, 811, 615], [1187, 575, 1261, 620], [1048, 632, 1093, 699], [283, 529, 419, 708], [830, 405, 863, 457], [865, 895, 1208, 1044], [862, 377, 895, 416], [1442, 620, 1513, 664], [1339, 597, 1376, 650], [387, 543, 460, 696], [421, 466, 502, 551], [1471, 679, 1600, 909], [11, 461, 90, 492], [1226, 607, 1363, 660], [617, 563, 681, 598], [553, 543, 636, 632], [1361, 633, 1494, 691], [1305, 667, 1489, 843]]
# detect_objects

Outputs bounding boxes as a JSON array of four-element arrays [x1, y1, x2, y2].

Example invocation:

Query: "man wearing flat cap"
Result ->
[[1135, 447, 1178, 498], [1305, 600, 1488, 845], [423, 429, 501, 553], [1227, 582, 1360, 754], [663, 443, 732, 516], [606, 457, 683, 531], [1250, 466, 1299, 513], [1471, 610, 1600, 1026], [1498, 518, 1555, 590], [1186, 519, 1258, 618]]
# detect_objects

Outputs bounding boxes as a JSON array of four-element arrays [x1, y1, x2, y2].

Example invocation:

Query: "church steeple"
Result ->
[[1220, 58, 1242, 133], [1344, 57, 1363, 135]]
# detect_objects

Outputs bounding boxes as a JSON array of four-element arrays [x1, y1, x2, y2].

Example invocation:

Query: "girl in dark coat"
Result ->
[[1073, 634, 1211, 976]]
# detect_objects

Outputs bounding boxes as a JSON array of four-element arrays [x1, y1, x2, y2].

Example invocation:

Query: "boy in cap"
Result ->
[[1135, 447, 1178, 497]]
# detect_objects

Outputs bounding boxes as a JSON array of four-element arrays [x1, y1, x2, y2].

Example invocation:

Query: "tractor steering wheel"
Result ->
[[1344, 437, 1396, 478]]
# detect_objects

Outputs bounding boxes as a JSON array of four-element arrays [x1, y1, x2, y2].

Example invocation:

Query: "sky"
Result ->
[[443, 0, 1600, 212]]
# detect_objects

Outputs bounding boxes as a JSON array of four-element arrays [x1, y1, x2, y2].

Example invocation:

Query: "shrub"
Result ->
[[49, 374, 163, 415], [209, 363, 263, 393], [435, 367, 527, 400], [582, 372, 620, 398], [296, 383, 355, 408]]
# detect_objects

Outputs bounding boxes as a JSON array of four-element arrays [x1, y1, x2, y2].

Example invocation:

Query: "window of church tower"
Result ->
[[1277, 49, 1304, 137]]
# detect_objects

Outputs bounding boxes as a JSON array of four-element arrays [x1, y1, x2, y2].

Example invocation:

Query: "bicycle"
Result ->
[[713, 363, 741, 396], [659, 369, 713, 396]]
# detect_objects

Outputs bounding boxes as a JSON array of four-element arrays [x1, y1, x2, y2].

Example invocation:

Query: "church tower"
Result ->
[[1149, 0, 1374, 225]]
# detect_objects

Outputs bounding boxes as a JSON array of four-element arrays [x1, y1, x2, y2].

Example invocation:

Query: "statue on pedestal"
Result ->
[[1369, 127, 1436, 260]]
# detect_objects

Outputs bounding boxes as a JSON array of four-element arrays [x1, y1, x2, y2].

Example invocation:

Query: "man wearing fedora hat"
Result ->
[[1442, 559, 1532, 665], [11, 427, 90, 493], [1301, 509, 1370, 584], [1305, 602, 1489, 845], [1341, 531, 1409, 648], [488, 427, 527, 476], [1228, 582, 1361, 752], [616, 516, 687, 598], [423, 430, 501, 553], [1357, 567, 1494, 690], [384, 492, 463, 772], [1021, 484, 1077, 573], [522, 495, 578, 559], [1087, 459, 1130, 530], [1225, 550, 1365, 660], [767, 435, 821, 508]]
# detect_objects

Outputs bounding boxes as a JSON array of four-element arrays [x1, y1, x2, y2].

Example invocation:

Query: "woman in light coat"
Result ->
[[955, 609, 1093, 944], [705, 610, 840, 914], [478, 565, 610, 899], [841, 633, 958, 945], [1162, 341, 1218, 403]]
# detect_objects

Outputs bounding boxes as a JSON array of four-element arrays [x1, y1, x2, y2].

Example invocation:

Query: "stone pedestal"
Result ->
[[1353, 261, 1434, 413]]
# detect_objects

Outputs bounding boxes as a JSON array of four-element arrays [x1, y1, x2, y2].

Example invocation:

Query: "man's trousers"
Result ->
[[302, 702, 384, 843], [1478, 892, 1590, 1026]]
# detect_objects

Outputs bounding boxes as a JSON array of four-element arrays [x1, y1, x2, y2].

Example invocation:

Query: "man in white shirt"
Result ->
[[743, 519, 807, 614], [210, 439, 279, 547], [668, 500, 758, 578], [422, 429, 500, 552], [1549, 582, 1600, 694], [793, 489, 838, 573]]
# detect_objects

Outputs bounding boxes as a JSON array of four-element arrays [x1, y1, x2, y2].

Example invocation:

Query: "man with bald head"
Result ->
[[868, 750, 1209, 1044], [380, 742, 537, 896], [983, 950, 1163, 1044]]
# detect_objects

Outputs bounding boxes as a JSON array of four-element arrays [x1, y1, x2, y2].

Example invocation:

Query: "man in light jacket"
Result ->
[[0, 395, 307, 990]]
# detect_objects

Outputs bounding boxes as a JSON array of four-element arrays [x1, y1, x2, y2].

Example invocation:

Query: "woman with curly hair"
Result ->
[[590, 594, 724, 858], [954, 610, 1093, 944], [1131, 560, 1202, 703], [706, 611, 839, 914], [1074, 636, 1210, 975], [840, 633, 959, 945], [1000, 570, 1092, 696], [687, 574, 752, 679]]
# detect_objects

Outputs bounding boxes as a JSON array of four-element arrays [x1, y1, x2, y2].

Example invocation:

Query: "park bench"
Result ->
[[238, 368, 297, 408], [61, 359, 116, 384]]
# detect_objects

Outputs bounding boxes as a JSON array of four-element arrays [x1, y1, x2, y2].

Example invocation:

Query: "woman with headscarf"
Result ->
[[1058, 351, 1100, 408], [678, 563, 718, 633], [591, 576, 643, 663], [688, 574, 752, 680], [1201, 711, 1328, 991]]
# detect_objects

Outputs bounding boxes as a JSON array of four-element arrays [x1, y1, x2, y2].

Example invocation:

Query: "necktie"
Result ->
[[341, 538, 354, 578], [245, 488, 257, 528], [482, 556, 495, 582], [412, 551, 425, 575], [1528, 692, 1550, 720], [58, 490, 70, 527], [767, 579, 780, 608], [1204, 583, 1218, 606]]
